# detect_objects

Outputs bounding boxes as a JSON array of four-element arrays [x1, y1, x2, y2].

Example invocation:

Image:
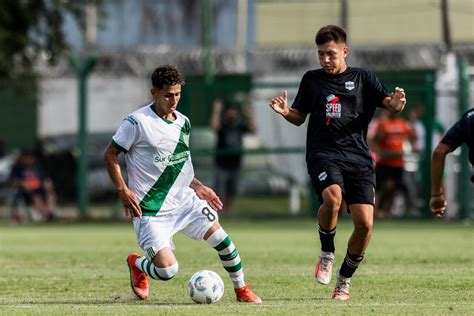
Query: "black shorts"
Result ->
[[214, 166, 240, 198], [375, 165, 404, 192], [309, 159, 376, 206], [19, 187, 47, 204]]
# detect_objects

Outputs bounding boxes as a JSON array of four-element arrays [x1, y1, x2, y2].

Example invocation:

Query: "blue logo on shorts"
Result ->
[[318, 172, 327, 181]]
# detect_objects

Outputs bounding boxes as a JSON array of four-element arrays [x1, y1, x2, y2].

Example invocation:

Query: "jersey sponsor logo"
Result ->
[[318, 171, 328, 181], [154, 150, 190, 166], [325, 94, 341, 125], [345, 81, 355, 91]]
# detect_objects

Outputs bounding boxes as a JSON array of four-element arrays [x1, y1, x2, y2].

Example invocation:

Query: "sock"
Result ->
[[339, 251, 364, 278], [206, 228, 245, 289], [318, 224, 336, 253], [135, 256, 178, 281]]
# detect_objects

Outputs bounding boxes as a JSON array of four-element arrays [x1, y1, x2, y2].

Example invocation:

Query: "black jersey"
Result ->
[[292, 67, 389, 168], [441, 108, 474, 165], [215, 122, 250, 170]]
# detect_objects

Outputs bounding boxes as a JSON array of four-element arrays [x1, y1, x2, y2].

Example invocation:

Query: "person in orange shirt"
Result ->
[[373, 113, 416, 218]]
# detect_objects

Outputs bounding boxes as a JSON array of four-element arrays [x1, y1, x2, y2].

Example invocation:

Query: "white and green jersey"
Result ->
[[112, 103, 194, 215]]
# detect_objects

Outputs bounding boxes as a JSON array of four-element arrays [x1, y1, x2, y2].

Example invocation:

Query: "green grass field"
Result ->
[[1, 218, 473, 315]]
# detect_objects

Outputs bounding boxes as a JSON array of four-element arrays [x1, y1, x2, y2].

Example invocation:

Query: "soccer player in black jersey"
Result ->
[[269, 25, 406, 300], [430, 108, 474, 217]]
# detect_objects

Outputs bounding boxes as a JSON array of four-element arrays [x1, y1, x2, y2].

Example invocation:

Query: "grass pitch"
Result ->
[[0, 218, 473, 315]]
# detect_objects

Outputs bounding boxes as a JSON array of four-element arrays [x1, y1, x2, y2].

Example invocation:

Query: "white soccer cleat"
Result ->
[[314, 251, 335, 285], [332, 270, 351, 301]]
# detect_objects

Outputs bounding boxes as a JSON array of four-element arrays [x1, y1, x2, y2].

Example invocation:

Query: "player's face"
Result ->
[[151, 84, 181, 117], [317, 41, 348, 75]]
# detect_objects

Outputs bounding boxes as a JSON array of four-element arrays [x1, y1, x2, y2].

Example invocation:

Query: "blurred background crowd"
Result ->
[[0, 0, 472, 223]]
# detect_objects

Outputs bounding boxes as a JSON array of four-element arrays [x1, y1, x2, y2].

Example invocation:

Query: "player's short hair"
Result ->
[[315, 25, 347, 45], [151, 65, 185, 89]]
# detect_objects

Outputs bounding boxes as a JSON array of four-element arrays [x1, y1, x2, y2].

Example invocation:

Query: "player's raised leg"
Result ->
[[333, 203, 373, 300], [315, 184, 341, 285], [204, 222, 262, 304]]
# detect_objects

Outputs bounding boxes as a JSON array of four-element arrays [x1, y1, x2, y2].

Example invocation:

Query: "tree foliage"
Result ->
[[0, 0, 104, 78]]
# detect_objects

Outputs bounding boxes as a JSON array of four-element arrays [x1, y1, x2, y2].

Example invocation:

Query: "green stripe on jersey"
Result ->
[[140, 119, 191, 213]]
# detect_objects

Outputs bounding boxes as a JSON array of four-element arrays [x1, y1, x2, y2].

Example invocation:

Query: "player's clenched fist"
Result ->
[[430, 194, 447, 219]]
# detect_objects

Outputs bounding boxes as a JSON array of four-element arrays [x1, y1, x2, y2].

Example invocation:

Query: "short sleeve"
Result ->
[[441, 117, 467, 150], [291, 72, 312, 114], [112, 115, 140, 152], [363, 71, 389, 108]]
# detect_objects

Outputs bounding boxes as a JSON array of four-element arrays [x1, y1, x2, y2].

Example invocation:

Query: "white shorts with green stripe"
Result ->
[[133, 193, 218, 261]]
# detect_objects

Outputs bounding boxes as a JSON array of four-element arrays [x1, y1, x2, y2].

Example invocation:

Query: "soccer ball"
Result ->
[[188, 270, 224, 304]]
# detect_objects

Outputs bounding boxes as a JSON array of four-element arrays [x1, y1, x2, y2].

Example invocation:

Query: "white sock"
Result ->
[[207, 228, 245, 288]]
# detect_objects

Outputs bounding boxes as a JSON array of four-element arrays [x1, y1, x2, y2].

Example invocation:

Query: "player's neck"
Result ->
[[334, 64, 348, 74], [151, 104, 177, 121]]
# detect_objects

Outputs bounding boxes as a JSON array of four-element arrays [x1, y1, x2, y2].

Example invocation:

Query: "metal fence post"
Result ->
[[457, 58, 471, 219], [69, 54, 96, 217]]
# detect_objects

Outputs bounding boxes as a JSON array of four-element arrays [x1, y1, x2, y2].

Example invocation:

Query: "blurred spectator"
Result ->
[[408, 108, 445, 154], [368, 110, 389, 143], [209, 99, 256, 214], [407, 109, 445, 211], [0, 139, 5, 158], [408, 109, 425, 154], [9, 149, 57, 223], [372, 112, 416, 218]]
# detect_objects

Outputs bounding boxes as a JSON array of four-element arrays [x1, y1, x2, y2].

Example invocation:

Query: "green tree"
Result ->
[[0, 0, 104, 78]]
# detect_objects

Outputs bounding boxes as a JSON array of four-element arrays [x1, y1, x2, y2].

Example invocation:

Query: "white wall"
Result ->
[[38, 76, 150, 136]]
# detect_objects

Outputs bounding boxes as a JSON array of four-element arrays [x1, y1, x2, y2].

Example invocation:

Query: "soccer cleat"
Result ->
[[315, 251, 335, 285], [234, 284, 262, 304], [126, 253, 149, 300], [332, 270, 351, 301]]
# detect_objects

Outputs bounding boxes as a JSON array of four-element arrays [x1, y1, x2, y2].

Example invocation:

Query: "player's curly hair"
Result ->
[[151, 65, 185, 89], [315, 25, 347, 45]]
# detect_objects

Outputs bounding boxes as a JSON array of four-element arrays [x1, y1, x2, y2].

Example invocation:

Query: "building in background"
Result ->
[[3, 0, 472, 214]]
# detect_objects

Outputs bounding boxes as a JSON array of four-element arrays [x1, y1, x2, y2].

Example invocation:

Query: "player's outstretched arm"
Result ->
[[430, 143, 452, 218], [383, 87, 406, 114], [190, 177, 223, 211], [104, 143, 142, 219], [269, 90, 306, 126]]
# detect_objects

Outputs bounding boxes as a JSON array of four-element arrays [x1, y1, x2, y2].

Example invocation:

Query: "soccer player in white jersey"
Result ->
[[104, 64, 261, 303]]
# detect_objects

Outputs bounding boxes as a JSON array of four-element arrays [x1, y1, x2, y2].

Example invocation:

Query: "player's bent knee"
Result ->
[[156, 261, 179, 281], [322, 186, 343, 210], [355, 221, 373, 235]]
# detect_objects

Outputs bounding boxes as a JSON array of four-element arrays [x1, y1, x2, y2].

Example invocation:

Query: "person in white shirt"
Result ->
[[104, 64, 261, 303]]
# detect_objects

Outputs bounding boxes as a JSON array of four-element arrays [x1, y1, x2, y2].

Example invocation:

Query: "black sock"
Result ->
[[318, 224, 336, 253], [339, 251, 364, 278]]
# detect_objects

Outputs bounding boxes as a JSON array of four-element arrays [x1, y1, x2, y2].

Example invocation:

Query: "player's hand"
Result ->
[[389, 87, 406, 109], [118, 188, 142, 219], [213, 99, 224, 113], [430, 194, 447, 219], [195, 185, 223, 211], [269, 90, 289, 116]]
